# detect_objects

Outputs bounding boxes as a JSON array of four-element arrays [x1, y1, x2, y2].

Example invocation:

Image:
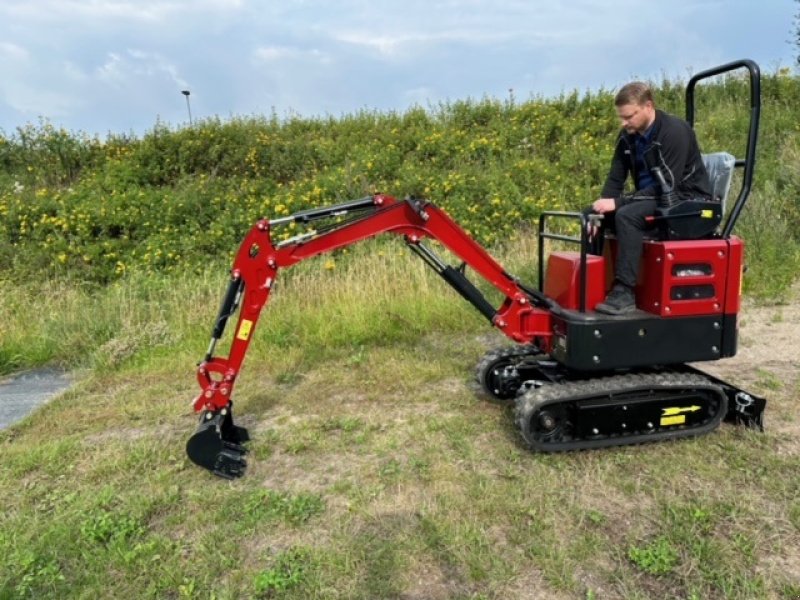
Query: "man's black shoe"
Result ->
[[595, 283, 636, 315]]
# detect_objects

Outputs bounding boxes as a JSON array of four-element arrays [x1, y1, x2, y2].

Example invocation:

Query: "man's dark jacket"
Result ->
[[601, 109, 712, 208]]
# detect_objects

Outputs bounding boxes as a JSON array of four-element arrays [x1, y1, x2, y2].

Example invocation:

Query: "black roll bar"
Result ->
[[685, 59, 761, 238]]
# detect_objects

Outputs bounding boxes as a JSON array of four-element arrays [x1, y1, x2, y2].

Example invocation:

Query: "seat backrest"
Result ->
[[702, 152, 736, 212]]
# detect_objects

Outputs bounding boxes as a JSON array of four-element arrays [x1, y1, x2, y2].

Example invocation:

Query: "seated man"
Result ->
[[587, 82, 712, 315]]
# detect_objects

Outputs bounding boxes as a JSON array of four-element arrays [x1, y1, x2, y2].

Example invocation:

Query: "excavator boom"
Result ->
[[188, 195, 552, 477]]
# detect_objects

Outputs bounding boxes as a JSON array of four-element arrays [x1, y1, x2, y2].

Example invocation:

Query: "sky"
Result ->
[[0, 0, 796, 137]]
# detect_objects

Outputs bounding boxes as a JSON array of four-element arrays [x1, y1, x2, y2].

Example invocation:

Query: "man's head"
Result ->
[[614, 82, 656, 135]]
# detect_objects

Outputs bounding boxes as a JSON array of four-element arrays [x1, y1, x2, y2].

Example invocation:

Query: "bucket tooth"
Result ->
[[186, 405, 249, 479]]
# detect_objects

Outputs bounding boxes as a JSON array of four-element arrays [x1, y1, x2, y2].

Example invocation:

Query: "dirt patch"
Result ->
[[243, 377, 471, 496], [495, 567, 576, 600], [399, 563, 468, 600], [697, 288, 800, 455], [700, 284, 800, 383], [251, 448, 373, 499], [758, 545, 800, 592], [82, 423, 176, 445]]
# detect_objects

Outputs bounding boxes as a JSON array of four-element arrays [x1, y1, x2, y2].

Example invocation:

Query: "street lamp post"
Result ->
[[181, 90, 193, 125]]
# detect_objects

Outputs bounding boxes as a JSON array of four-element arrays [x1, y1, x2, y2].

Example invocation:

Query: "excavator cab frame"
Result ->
[[687, 59, 761, 238]]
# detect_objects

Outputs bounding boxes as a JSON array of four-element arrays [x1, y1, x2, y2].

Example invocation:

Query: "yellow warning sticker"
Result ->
[[236, 319, 253, 341], [660, 415, 686, 426], [701, 209, 714, 218]]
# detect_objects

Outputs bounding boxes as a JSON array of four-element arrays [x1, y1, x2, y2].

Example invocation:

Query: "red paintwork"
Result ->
[[193, 194, 747, 413], [193, 196, 552, 412], [544, 252, 606, 311], [637, 237, 744, 317]]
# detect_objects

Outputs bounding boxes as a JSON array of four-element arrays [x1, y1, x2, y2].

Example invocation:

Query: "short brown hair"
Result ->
[[615, 82, 654, 107]]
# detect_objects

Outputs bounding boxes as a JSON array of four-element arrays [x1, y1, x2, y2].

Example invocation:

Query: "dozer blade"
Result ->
[[186, 404, 250, 479]]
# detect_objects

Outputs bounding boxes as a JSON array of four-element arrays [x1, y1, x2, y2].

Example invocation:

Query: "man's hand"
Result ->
[[586, 198, 615, 240], [592, 198, 616, 214]]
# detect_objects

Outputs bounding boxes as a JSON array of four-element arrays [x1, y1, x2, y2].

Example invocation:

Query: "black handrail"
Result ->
[[685, 59, 760, 238], [538, 211, 591, 312]]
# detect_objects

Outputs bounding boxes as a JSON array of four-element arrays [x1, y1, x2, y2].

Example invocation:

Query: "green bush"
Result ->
[[1, 71, 798, 296]]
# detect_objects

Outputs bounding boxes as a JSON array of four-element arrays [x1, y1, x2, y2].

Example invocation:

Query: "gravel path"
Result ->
[[0, 368, 72, 430]]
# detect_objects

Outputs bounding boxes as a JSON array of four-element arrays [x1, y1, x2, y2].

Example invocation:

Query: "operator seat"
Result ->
[[702, 151, 736, 210], [650, 151, 736, 240]]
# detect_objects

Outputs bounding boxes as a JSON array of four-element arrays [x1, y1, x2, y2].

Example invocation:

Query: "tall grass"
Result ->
[[0, 234, 545, 376]]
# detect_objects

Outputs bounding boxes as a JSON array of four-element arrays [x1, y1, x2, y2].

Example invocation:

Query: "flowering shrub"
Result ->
[[1, 73, 798, 283]]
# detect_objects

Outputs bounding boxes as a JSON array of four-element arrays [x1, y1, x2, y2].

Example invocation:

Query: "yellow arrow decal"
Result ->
[[661, 405, 701, 416]]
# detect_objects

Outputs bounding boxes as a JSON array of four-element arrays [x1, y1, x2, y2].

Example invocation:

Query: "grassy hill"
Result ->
[[1, 70, 799, 286], [1, 71, 799, 598]]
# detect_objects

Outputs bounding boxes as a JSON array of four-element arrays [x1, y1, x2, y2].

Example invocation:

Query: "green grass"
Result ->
[[1, 234, 799, 599], [2, 71, 800, 598]]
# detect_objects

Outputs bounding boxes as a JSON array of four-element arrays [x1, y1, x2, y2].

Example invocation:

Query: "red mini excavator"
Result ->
[[187, 60, 766, 478]]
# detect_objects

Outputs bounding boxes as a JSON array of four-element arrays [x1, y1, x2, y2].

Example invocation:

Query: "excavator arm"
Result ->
[[187, 194, 552, 478]]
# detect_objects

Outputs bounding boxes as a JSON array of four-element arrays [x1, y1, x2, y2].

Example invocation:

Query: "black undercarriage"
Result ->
[[476, 339, 765, 453]]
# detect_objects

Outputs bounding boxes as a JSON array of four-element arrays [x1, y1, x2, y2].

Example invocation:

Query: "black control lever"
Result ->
[[650, 165, 677, 208], [644, 145, 677, 208]]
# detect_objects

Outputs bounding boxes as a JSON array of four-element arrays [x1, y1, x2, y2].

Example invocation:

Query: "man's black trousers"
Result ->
[[592, 199, 657, 289]]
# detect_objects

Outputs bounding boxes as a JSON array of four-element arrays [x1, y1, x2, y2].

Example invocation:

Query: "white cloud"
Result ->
[[253, 45, 331, 65], [96, 50, 188, 89], [129, 50, 190, 88], [0, 0, 794, 134], [96, 52, 124, 83], [322, 0, 671, 62], [332, 30, 520, 57], [3, 82, 81, 117], [403, 86, 435, 105], [0, 42, 29, 61], [0, 0, 244, 22]]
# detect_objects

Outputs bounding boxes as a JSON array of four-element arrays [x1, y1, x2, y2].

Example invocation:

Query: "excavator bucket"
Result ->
[[186, 405, 250, 479]]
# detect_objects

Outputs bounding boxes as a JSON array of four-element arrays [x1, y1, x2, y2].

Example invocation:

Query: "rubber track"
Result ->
[[514, 372, 727, 452]]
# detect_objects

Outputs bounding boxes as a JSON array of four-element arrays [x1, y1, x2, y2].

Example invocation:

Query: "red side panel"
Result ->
[[724, 236, 744, 314], [544, 251, 606, 311], [637, 237, 743, 317]]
